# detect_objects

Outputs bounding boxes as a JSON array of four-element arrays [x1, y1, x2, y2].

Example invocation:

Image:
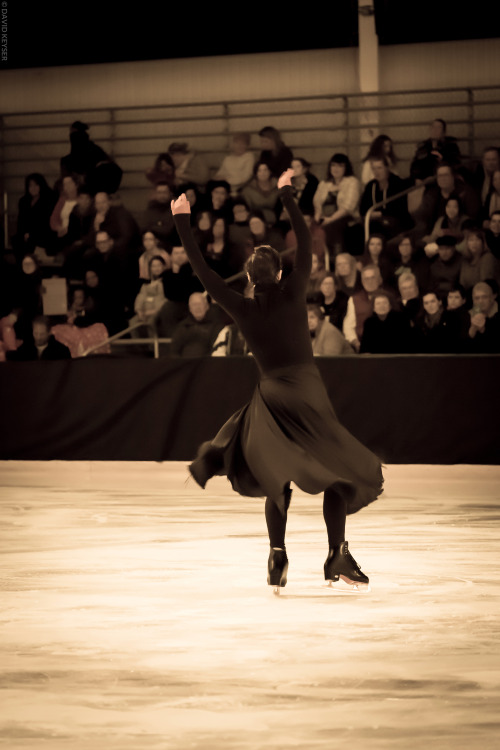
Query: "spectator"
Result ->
[[62, 186, 96, 280], [82, 230, 129, 331], [416, 163, 481, 236], [410, 118, 462, 180], [50, 287, 111, 358], [428, 235, 463, 296], [392, 234, 430, 292], [360, 290, 413, 353], [93, 191, 141, 258], [247, 211, 285, 255], [145, 152, 176, 189], [312, 153, 361, 256], [468, 281, 500, 352], [470, 146, 500, 208], [211, 282, 254, 356], [396, 271, 422, 328], [317, 272, 349, 332], [359, 156, 413, 242], [361, 134, 399, 186], [12, 173, 57, 260], [356, 233, 395, 284], [0, 311, 20, 361], [334, 252, 362, 296], [258, 126, 293, 178], [49, 174, 80, 255], [459, 228, 496, 294], [306, 253, 327, 302], [288, 157, 319, 216], [413, 291, 454, 352], [214, 133, 255, 195], [485, 210, 500, 261], [204, 216, 245, 282], [241, 162, 280, 226], [170, 292, 224, 357], [138, 231, 171, 281], [482, 169, 500, 225], [13, 254, 44, 343], [143, 181, 178, 250], [445, 283, 471, 350], [228, 198, 253, 256], [205, 180, 234, 224], [129, 255, 168, 349], [168, 142, 210, 191], [82, 267, 125, 335], [60, 121, 122, 195], [156, 245, 202, 337], [307, 304, 354, 356], [422, 195, 469, 254], [348, 264, 393, 350], [7, 315, 71, 361]]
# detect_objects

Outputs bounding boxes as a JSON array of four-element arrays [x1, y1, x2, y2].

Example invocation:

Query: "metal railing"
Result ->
[[81, 320, 172, 358], [363, 175, 436, 239]]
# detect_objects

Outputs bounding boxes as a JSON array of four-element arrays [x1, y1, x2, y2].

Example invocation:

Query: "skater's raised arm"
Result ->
[[277, 169, 312, 284], [171, 194, 241, 310]]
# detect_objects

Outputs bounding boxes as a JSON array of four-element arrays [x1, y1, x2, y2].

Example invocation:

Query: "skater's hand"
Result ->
[[171, 194, 191, 215], [277, 168, 294, 190]]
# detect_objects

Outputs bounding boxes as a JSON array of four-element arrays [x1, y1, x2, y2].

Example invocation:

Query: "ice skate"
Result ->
[[268, 547, 288, 595], [324, 541, 370, 593]]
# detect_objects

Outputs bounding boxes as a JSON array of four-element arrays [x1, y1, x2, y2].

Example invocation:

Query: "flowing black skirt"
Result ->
[[189, 363, 383, 514]]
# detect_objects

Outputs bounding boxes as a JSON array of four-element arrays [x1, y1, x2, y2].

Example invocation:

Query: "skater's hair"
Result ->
[[245, 245, 282, 286]]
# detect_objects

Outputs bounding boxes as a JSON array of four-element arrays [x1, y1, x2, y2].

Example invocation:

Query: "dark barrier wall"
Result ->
[[0, 355, 499, 464]]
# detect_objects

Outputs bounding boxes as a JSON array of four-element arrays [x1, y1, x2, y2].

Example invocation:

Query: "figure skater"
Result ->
[[171, 169, 383, 593]]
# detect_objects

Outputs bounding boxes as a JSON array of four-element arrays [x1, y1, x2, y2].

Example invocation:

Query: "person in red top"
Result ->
[[171, 169, 383, 593]]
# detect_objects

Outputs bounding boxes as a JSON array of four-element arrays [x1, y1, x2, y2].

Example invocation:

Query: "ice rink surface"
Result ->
[[1, 461, 499, 749]]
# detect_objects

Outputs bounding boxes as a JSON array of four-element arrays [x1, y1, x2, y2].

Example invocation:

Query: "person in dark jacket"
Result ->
[[7, 316, 71, 360], [360, 291, 413, 353], [170, 293, 223, 357]]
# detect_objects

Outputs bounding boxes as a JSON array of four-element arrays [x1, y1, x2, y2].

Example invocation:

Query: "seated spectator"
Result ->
[[415, 163, 481, 238], [392, 234, 430, 292], [422, 195, 469, 254], [143, 181, 178, 250], [49, 174, 80, 256], [347, 264, 395, 351], [467, 281, 500, 352], [62, 186, 96, 280], [360, 290, 413, 353], [145, 152, 176, 189], [228, 198, 253, 255], [82, 230, 130, 330], [203, 216, 245, 282], [241, 162, 280, 226], [168, 142, 210, 191], [313, 153, 361, 256], [469, 146, 500, 211], [289, 157, 319, 216], [307, 304, 354, 356], [428, 235, 463, 296], [205, 180, 234, 224], [414, 290, 465, 353], [247, 211, 285, 256], [12, 173, 57, 261], [82, 267, 126, 335], [485, 210, 500, 262], [13, 254, 44, 343], [138, 231, 171, 281], [0, 311, 20, 361], [51, 287, 110, 357], [258, 126, 293, 178], [410, 118, 462, 180], [459, 228, 496, 295], [156, 245, 203, 336], [7, 315, 71, 360], [214, 133, 255, 195], [359, 157, 413, 242], [445, 283, 471, 350], [482, 169, 500, 225], [93, 191, 141, 258], [306, 253, 327, 302], [170, 292, 224, 357], [60, 120, 122, 195], [317, 272, 349, 331], [396, 271, 422, 327], [334, 252, 362, 296], [361, 134, 399, 186], [211, 282, 254, 356], [128, 256, 168, 348], [356, 233, 395, 284]]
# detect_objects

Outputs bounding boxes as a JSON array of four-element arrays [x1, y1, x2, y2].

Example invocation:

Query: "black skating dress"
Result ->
[[173, 186, 384, 514]]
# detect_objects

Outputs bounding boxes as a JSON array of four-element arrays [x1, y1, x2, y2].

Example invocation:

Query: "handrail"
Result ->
[[363, 175, 436, 240], [81, 320, 171, 359]]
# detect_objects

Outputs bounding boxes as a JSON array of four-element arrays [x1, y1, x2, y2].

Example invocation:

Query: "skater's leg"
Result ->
[[265, 483, 292, 589], [323, 484, 369, 589]]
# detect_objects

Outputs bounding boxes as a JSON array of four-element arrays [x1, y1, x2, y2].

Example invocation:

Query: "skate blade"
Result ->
[[325, 579, 371, 594]]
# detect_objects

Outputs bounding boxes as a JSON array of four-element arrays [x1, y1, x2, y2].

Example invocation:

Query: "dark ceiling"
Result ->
[[1, 1, 496, 70]]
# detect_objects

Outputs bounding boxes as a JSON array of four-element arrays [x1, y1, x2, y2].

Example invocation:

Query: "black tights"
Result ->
[[265, 484, 348, 550]]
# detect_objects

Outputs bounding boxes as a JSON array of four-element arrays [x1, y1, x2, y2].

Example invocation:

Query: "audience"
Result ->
[[307, 304, 354, 356], [7, 315, 71, 361], [3, 119, 499, 364]]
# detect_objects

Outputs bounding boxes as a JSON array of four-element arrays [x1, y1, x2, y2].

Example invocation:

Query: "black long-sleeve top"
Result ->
[[172, 186, 314, 374]]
